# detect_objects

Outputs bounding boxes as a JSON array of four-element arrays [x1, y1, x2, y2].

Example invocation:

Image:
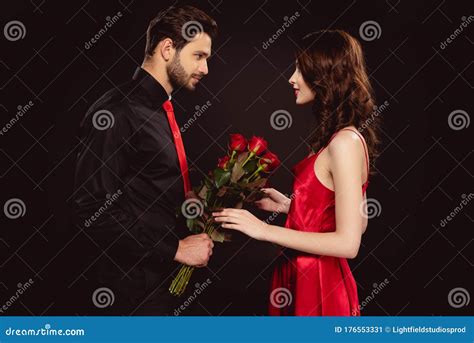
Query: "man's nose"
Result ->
[[199, 60, 208, 75]]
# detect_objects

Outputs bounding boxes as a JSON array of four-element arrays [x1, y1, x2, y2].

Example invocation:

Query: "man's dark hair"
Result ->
[[145, 5, 218, 57]]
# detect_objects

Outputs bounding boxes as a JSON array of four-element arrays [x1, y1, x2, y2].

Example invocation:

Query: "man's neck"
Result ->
[[141, 63, 173, 96]]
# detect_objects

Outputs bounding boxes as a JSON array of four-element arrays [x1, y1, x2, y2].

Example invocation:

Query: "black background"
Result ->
[[0, 0, 472, 316]]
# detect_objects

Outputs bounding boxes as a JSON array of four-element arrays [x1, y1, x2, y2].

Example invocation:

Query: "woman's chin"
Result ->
[[295, 98, 310, 106]]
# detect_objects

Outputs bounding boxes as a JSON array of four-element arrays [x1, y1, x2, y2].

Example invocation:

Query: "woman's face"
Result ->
[[289, 65, 315, 105]]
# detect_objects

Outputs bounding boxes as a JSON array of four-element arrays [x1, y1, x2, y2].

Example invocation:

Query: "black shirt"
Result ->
[[72, 67, 187, 267]]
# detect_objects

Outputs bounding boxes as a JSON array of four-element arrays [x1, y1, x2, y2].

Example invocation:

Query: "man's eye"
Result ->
[[195, 54, 203, 59]]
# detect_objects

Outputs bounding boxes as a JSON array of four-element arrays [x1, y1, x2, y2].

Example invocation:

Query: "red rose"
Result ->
[[217, 155, 231, 170], [229, 134, 247, 152], [259, 151, 280, 172], [248, 136, 268, 155]]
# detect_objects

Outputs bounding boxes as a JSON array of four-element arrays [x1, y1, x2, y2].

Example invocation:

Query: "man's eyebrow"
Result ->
[[195, 50, 211, 57]]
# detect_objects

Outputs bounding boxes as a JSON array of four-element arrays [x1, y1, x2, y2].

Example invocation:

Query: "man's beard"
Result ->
[[167, 54, 194, 91]]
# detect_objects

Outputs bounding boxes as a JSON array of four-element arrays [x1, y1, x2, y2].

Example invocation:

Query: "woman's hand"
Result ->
[[212, 209, 269, 241], [254, 188, 291, 214]]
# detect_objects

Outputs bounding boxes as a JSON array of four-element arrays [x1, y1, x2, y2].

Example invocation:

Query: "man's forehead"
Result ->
[[186, 32, 212, 53]]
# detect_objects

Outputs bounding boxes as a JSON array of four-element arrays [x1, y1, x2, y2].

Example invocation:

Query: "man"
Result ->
[[72, 5, 217, 315]]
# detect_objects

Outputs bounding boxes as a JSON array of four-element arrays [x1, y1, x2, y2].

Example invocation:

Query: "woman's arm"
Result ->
[[362, 192, 368, 234], [213, 131, 367, 259]]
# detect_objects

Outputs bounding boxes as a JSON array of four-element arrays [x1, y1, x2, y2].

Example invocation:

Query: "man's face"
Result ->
[[167, 32, 212, 91]]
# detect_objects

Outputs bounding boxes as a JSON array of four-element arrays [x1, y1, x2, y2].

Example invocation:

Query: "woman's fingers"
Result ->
[[213, 211, 237, 219], [256, 197, 274, 205], [263, 188, 283, 202], [221, 223, 239, 230], [213, 210, 246, 228], [214, 216, 239, 224], [212, 208, 243, 217]]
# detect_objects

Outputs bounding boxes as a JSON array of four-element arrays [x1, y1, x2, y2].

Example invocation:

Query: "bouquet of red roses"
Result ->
[[169, 134, 280, 296]]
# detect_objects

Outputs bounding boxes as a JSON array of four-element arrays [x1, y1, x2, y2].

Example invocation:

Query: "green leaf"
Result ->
[[247, 177, 267, 190], [237, 152, 249, 163], [230, 161, 246, 183], [198, 184, 208, 199], [213, 168, 231, 188], [210, 229, 226, 242], [242, 159, 258, 174], [245, 189, 266, 202], [186, 218, 195, 230], [189, 219, 206, 234], [204, 177, 213, 190], [216, 186, 229, 197]]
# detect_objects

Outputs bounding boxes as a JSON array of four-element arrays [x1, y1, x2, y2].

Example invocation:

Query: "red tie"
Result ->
[[162, 100, 191, 195]]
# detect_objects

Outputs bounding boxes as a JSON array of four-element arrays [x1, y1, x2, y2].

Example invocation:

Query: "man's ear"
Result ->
[[159, 38, 175, 62]]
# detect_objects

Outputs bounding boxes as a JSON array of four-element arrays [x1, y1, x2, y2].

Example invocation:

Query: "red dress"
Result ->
[[269, 129, 369, 316]]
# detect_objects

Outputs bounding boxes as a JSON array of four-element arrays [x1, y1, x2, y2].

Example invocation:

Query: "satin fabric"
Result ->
[[163, 100, 192, 195], [269, 129, 369, 316]]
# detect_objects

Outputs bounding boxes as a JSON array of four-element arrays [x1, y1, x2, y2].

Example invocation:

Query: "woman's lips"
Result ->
[[294, 90, 299, 97]]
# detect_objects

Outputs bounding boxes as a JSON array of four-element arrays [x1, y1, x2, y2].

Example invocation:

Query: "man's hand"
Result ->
[[173, 233, 214, 267]]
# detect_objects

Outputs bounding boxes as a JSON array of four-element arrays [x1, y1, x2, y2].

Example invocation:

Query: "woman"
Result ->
[[212, 30, 381, 316]]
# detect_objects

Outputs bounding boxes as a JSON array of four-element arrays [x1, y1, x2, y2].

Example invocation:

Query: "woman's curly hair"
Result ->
[[295, 30, 381, 168]]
